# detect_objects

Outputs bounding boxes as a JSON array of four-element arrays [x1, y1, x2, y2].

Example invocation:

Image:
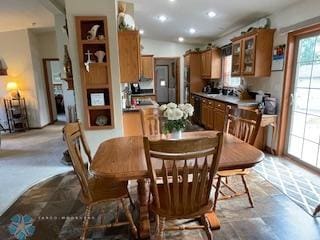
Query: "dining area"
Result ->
[[63, 104, 266, 239]]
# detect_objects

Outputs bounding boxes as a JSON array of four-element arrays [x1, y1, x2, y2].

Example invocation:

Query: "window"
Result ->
[[222, 55, 241, 87]]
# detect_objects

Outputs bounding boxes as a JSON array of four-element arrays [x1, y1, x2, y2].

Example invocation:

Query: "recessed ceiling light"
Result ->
[[189, 28, 196, 34], [178, 37, 184, 42], [139, 29, 144, 35], [169, 0, 175, 2], [207, 11, 216, 18], [158, 15, 168, 22]]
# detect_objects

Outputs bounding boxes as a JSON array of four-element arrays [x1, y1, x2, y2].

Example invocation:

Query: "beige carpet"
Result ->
[[0, 123, 71, 215]]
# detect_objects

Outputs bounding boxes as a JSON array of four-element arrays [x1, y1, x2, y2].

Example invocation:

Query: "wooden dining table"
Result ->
[[91, 131, 264, 239]]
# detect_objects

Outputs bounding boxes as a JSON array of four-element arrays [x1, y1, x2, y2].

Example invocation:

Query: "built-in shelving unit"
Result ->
[[75, 16, 114, 129]]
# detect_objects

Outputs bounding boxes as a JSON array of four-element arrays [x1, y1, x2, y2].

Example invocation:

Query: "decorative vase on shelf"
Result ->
[[159, 102, 194, 140], [87, 25, 100, 40], [95, 50, 106, 63]]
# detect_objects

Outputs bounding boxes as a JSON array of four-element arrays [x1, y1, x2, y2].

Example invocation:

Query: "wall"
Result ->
[[214, 0, 320, 107], [0, 30, 41, 128], [141, 38, 201, 103], [65, 0, 123, 154], [54, 14, 76, 122], [213, 0, 320, 148]]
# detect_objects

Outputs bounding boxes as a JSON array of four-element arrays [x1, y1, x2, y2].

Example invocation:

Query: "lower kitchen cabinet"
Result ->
[[214, 109, 226, 131]]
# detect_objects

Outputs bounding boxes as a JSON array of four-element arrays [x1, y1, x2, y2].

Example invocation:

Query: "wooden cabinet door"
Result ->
[[207, 100, 214, 129], [201, 52, 207, 78], [118, 31, 141, 83], [231, 40, 242, 76], [201, 98, 209, 127], [141, 55, 154, 79], [214, 109, 226, 131], [211, 48, 222, 79], [241, 35, 256, 76]]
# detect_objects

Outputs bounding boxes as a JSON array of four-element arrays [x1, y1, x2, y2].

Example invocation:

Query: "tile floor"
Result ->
[[0, 164, 319, 240]]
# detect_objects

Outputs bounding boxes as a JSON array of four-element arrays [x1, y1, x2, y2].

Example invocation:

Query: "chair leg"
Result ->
[[81, 205, 92, 240], [201, 215, 213, 240], [156, 216, 165, 240], [128, 192, 135, 209], [120, 199, 138, 239], [213, 176, 222, 211], [241, 175, 254, 208]]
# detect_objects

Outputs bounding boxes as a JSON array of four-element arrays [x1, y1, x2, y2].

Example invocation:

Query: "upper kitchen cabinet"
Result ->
[[118, 30, 141, 83], [201, 48, 222, 80], [141, 55, 154, 79], [184, 52, 202, 102], [231, 28, 275, 77]]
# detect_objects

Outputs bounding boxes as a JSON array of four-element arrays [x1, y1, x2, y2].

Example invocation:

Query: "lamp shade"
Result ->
[[6, 82, 18, 91], [0, 57, 8, 76]]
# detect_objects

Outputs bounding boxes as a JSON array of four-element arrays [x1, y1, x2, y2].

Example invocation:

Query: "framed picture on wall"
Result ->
[[90, 93, 105, 106], [272, 44, 286, 71]]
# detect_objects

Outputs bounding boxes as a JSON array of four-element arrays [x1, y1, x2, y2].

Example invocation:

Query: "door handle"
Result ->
[[290, 93, 294, 106]]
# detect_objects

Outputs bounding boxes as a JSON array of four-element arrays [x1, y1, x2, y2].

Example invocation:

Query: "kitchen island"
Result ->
[[122, 100, 159, 136]]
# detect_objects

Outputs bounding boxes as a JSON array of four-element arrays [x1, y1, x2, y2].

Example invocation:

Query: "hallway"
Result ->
[[0, 123, 71, 215]]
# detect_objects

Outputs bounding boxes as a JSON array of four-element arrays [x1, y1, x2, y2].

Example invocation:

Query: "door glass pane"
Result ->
[[293, 88, 309, 113], [287, 33, 320, 168], [296, 63, 312, 88], [310, 61, 320, 88], [304, 115, 320, 143], [290, 112, 306, 137], [288, 135, 303, 159], [298, 36, 316, 63], [307, 89, 320, 116], [302, 140, 318, 166]]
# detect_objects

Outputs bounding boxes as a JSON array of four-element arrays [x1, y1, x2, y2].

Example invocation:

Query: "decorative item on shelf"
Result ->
[[118, 2, 135, 31], [0, 57, 8, 76], [87, 25, 100, 40], [159, 102, 194, 139], [98, 34, 105, 40], [6, 82, 20, 99], [84, 50, 95, 72], [90, 93, 105, 106], [264, 97, 277, 114], [94, 50, 106, 63], [206, 43, 213, 49], [95, 115, 108, 126]]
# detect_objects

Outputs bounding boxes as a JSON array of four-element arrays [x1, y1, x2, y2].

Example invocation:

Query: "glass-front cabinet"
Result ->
[[231, 29, 275, 78], [231, 40, 242, 76], [242, 36, 256, 75]]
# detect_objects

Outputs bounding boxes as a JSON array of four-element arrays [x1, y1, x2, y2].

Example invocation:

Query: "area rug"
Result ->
[[254, 156, 320, 216]]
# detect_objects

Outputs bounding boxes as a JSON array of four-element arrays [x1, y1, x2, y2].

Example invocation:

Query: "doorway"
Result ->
[[43, 59, 66, 123], [154, 58, 180, 104], [286, 32, 320, 169]]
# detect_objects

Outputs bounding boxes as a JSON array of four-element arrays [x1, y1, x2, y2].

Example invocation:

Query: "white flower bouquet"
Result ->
[[159, 102, 194, 134]]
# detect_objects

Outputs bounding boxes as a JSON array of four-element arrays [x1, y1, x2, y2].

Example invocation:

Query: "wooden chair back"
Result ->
[[225, 107, 262, 145], [63, 121, 92, 202], [140, 108, 161, 136], [143, 133, 224, 216]]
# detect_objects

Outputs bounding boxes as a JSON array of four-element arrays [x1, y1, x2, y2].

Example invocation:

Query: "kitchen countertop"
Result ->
[[131, 93, 156, 97], [123, 100, 159, 113], [192, 92, 259, 107]]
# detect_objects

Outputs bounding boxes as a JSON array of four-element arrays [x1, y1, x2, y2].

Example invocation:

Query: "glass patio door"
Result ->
[[287, 33, 320, 168]]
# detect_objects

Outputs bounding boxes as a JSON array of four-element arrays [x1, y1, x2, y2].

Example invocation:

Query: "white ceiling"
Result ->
[[0, 0, 54, 33], [127, 0, 301, 44]]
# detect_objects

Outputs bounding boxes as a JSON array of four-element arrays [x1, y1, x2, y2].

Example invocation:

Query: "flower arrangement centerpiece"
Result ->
[[159, 102, 194, 139]]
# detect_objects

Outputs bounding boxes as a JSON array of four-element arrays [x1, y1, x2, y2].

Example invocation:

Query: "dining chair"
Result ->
[[63, 122, 138, 240], [213, 107, 262, 209], [143, 133, 224, 240], [140, 108, 161, 136]]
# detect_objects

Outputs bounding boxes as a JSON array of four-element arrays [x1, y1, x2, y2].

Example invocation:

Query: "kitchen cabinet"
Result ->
[[214, 109, 226, 131], [141, 55, 154, 79], [123, 111, 143, 136], [207, 100, 214, 129], [231, 28, 275, 77], [118, 30, 141, 83], [184, 52, 203, 102], [201, 48, 222, 80]]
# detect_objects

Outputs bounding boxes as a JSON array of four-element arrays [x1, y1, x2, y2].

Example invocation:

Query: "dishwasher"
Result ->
[[193, 96, 201, 125]]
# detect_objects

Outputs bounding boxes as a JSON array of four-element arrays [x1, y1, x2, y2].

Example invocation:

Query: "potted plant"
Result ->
[[159, 102, 194, 139]]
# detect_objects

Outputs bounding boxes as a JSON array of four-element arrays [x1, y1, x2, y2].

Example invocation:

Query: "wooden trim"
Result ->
[[277, 23, 320, 155], [42, 58, 59, 125]]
